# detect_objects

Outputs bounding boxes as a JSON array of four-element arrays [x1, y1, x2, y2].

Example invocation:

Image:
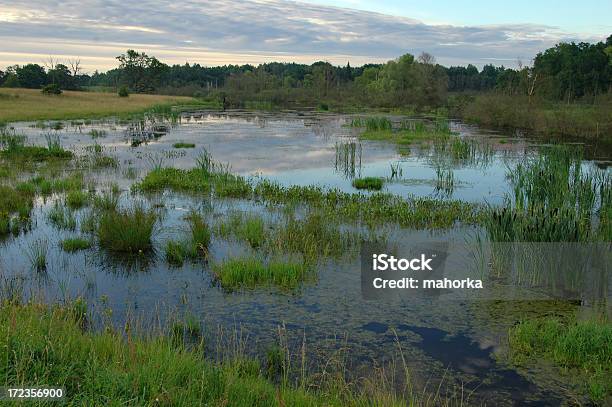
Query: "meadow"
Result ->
[[0, 88, 195, 122]]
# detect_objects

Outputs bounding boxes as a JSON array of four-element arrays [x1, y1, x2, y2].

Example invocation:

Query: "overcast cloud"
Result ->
[[0, 0, 603, 72]]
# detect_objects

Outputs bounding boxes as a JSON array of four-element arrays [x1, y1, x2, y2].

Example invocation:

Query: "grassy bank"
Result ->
[[509, 316, 611, 402], [0, 301, 437, 406], [460, 93, 612, 141], [0, 88, 196, 122]]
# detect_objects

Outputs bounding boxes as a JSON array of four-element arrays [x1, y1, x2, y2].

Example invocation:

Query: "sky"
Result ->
[[0, 0, 609, 73]]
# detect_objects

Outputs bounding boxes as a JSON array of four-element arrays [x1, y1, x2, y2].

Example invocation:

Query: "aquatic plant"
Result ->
[[213, 256, 307, 289], [61, 237, 92, 252], [47, 202, 77, 231], [173, 142, 196, 148], [485, 146, 611, 242], [97, 205, 156, 253], [26, 238, 48, 272], [217, 212, 266, 249], [352, 177, 384, 191], [434, 167, 455, 196], [509, 316, 611, 401], [66, 190, 89, 209]]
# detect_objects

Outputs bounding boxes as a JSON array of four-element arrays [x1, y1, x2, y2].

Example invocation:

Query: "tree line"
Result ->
[[1, 35, 610, 108]]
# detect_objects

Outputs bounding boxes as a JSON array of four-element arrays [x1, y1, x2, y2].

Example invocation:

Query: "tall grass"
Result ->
[[97, 205, 156, 253], [213, 256, 308, 289], [485, 146, 611, 242]]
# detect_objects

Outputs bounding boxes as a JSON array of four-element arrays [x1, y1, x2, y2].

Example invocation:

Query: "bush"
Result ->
[[41, 83, 62, 95], [118, 86, 129, 97]]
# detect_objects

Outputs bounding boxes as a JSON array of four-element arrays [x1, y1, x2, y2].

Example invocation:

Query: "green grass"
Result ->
[[173, 142, 196, 148], [0, 302, 427, 406], [66, 190, 89, 209], [60, 237, 92, 252], [0, 88, 196, 122], [217, 212, 266, 249], [253, 180, 481, 229], [0, 184, 34, 235], [350, 116, 392, 131], [26, 238, 48, 272], [352, 177, 384, 191], [136, 165, 480, 229], [509, 316, 612, 401], [213, 257, 308, 290], [134, 167, 252, 199], [47, 202, 77, 230], [165, 240, 190, 266], [97, 206, 156, 253]]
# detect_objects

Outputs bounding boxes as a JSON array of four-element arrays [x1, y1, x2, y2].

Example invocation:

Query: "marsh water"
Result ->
[[2, 111, 611, 405]]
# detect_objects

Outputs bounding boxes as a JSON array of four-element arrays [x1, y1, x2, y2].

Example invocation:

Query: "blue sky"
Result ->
[[309, 0, 611, 35], [0, 0, 608, 72]]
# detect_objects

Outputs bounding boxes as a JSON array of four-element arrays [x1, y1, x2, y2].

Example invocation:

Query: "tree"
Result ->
[[116, 50, 168, 92], [48, 64, 71, 89], [16, 64, 47, 88]]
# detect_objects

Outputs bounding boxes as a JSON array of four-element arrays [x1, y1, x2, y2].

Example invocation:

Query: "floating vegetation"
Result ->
[[97, 205, 156, 253], [213, 256, 308, 290], [352, 177, 384, 191], [61, 237, 92, 252]]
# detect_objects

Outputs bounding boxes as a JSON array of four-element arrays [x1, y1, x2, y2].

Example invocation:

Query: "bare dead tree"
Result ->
[[68, 58, 82, 77], [418, 52, 436, 65]]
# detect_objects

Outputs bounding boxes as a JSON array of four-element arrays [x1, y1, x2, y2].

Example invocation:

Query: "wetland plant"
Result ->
[[485, 146, 611, 242], [509, 316, 611, 401], [97, 205, 156, 253], [47, 202, 77, 231], [60, 237, 92, 252], [173, 142, 196, 148], [26, 238, 48, 272], [213, 256, 307, 290], [66, 190, 89, 209], [352, 177, 384, 191]]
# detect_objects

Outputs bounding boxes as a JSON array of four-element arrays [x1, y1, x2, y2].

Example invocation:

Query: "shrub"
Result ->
[[118, 86, 129, 97], [41, 83, 62, 95]]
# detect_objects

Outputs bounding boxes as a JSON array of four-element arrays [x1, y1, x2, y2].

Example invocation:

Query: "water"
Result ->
[[2, 111, 610, 405]]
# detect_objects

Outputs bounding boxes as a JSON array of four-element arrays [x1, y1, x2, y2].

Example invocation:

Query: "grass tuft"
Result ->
[[97, 206, 156, 253], [352, 177, 384, 191], [61, 237, 92, 252]]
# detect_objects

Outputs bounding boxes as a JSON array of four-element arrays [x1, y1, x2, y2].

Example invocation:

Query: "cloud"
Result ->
[[0, 0, 602, 72]]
